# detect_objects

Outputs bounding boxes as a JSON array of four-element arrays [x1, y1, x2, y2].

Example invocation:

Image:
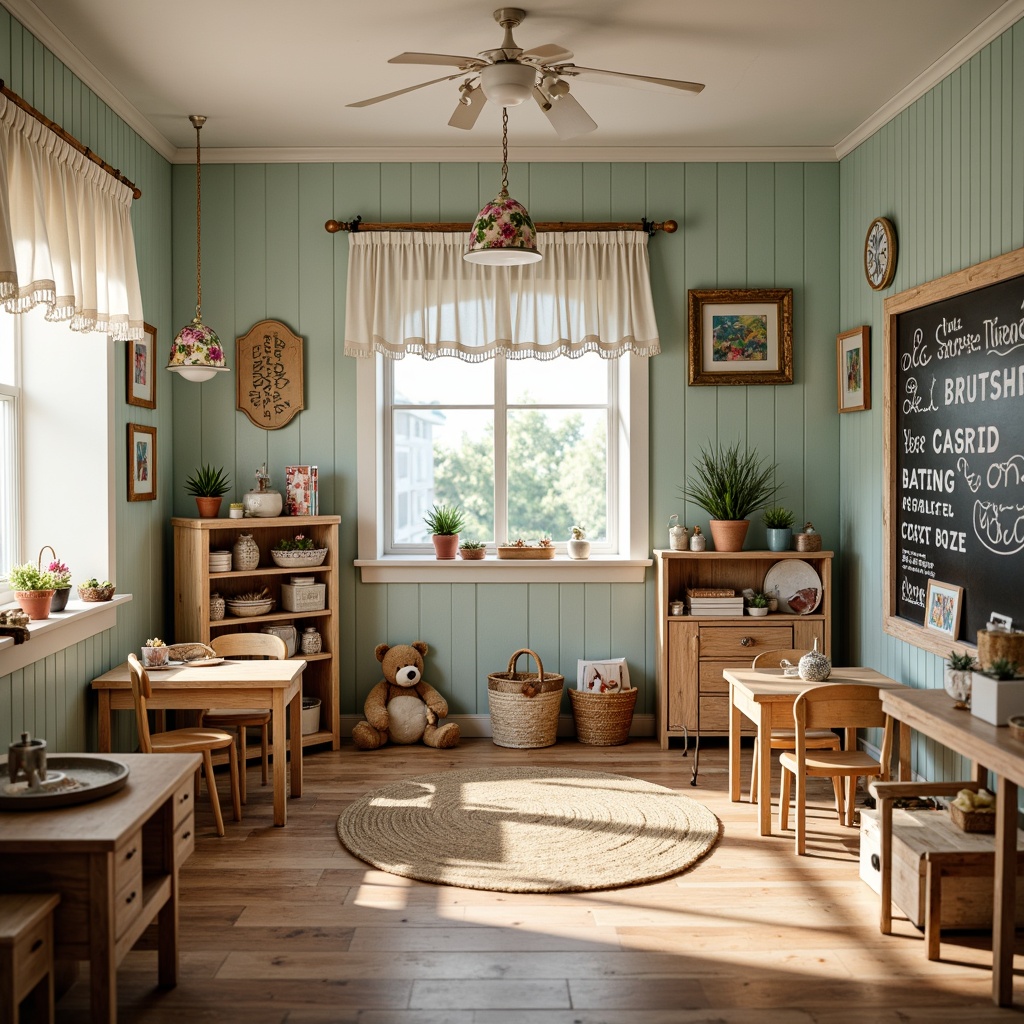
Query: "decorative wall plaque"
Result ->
[[236, 319, 304, 430]]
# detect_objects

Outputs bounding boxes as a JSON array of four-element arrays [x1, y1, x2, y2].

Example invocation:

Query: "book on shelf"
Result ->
[[285, 465, 318, 516], [686, 597, 745, 616], [686, 587, 736, 598]]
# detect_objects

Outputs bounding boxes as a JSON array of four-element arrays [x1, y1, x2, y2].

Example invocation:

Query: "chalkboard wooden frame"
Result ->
[[883, 245, 1024, 658]]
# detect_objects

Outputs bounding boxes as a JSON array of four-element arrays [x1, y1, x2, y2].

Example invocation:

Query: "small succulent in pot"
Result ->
[[762, 506, 795, 529], [141, 636, 169, 668], [983, 657, 1019, 680], [948, 650, 976, 671], [458, 540, 486, 560], [568, 524, 591, 560], [423, 503, 466, 536], [570, 525, 586, 540], [747, 590, 770, 616], [185, 463, 231, 497], [945, 649, 976, 706]]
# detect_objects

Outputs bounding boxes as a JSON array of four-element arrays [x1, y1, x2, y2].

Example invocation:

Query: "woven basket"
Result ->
[[949, 803, 996, 833], [487, 648, 564, 749], [569, 687, 638, 746], [78, 584, 115, 602], [977, 629, 1024, 670]]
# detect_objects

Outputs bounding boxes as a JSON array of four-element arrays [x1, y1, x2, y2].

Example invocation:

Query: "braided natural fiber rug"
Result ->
[[336, 766, 720, 893]]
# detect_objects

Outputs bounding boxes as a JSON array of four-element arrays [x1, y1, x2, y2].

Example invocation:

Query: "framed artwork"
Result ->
[[687, 288, 793, 385], [127, 323, 157, 409], [236, 319, 304, 430], [836, 326, 870, 413], [127, 423, 157, 501], [924, 579, 964, 640]]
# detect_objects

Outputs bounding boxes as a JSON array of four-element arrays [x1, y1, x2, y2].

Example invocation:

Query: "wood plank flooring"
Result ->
[[57, 739, 1024, 1022]]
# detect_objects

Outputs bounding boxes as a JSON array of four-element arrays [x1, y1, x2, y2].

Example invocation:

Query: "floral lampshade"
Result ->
[[166, 315, 228, 382], [464, 192, 542, 265]]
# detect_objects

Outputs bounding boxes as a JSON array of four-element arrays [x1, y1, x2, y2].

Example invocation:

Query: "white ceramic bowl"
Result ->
[[226, 598, 275, 617], [270, 548, 327, 568]]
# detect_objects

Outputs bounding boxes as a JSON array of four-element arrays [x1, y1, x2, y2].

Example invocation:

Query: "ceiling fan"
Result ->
[[347, 7, 705, 140]]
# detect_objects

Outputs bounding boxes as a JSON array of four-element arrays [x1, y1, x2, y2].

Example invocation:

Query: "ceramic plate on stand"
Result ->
[[763, 560, 822, 614]]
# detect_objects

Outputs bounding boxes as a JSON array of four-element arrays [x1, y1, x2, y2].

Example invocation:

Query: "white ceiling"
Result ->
[[5, 0, 1020, 162]]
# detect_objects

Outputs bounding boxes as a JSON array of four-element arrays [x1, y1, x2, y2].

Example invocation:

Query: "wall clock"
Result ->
[[864, 217, 897, 290]]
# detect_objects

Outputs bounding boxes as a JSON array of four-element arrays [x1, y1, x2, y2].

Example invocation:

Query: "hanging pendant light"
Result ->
[[464, 108, 541, 266], [167, 115, 229, 382]]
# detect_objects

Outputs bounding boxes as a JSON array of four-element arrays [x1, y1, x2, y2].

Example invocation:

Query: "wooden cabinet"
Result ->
[[172, 516, 341, 750], [654, 549, 833, 749]]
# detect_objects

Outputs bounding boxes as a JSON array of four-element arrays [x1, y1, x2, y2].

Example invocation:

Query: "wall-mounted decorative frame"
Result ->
[[236, 319, 304, 430], [127, 423, 157, 501], [687, 288, 793, 386], [924, 579, 963, 640], [836, 326, 870, 413], [126, 322, 157, 409]]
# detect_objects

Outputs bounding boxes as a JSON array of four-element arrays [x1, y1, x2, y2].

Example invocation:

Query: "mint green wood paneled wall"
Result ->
[[839, 18, 1024, 779], [173, 160, 840, 720], [0, 11, 173, 753]]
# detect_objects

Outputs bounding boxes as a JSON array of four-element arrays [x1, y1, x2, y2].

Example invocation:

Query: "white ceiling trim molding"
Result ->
[[835, 0, 1024, 159], [2, 0, 177, 161]]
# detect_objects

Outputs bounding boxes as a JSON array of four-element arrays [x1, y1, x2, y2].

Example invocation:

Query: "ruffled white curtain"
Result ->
[[0, 94, 145, 341], [344, 229, 660, 361]]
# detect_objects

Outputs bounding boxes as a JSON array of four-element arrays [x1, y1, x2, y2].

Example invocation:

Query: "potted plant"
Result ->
[[680, 441, 779, 552], [747, 591, 770, 617], [944, 649, 976, 707], [568, 525, 590, 560], [423, 503, 466, 559], [78, 577, 115, 602], [141, 636, 169, 669], [459, 540, 486, 561], [44, 556, 73, 612], [271, 532, 327, 567], [185, 463, 231, 518], [970, 656, 1024, 725], [762, 506, 795, 552], [6, 562, 59, 620]]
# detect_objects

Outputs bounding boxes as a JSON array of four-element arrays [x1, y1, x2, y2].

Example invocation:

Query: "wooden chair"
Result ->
[[778, 683, 893, 855], [748, 649, 841, 803], [200, 632, 287, 804], [127, 653, 241, 837]]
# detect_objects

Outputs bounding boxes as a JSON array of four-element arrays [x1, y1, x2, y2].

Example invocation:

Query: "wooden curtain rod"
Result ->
[[0, 80, 141, 199], [325, 216, 676, 235]]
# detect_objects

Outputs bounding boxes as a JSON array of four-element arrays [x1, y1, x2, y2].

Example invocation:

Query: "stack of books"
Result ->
[[686, 587, 745, 617], [285, 465, 319, 515]]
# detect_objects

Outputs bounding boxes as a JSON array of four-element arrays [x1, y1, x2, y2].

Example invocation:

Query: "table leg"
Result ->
[[758, 708, 772, 836], [993, 779, 1017, 1007], [98, 692, 112, 753], [271, 691, 287, 827], [898, 722, 910, 780], [156, 875, 179, 988], [729, 685, 741, 802], [289, 687, 303, 799], [87, 853, 116, 1024]]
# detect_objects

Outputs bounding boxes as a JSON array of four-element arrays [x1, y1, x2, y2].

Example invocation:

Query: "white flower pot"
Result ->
[[567, 539, 591, 560], [970, 671, 1024, 725]]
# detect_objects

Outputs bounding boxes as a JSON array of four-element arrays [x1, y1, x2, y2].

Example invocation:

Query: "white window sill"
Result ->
[[0, 594, 132, 676], [354, 557, 652, 584]]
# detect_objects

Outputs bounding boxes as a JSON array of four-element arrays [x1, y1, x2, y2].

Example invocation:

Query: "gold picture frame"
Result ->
[[836, 325, 870, 413], [687, 288, 793, 386], [127, 423, 157, 501]]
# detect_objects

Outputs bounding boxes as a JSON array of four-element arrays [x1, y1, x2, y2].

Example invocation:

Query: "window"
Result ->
[[0, 329, 20, 588]]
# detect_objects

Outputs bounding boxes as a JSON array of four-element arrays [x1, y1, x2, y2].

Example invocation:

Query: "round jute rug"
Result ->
[[336, 766, 720, 893]]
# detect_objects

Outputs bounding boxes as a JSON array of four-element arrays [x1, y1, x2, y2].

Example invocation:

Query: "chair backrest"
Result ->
[[210, 632, 287, 660], [126, 652, 154, 754], [793, 683, 893, 767], [752, 648, 809, 668]]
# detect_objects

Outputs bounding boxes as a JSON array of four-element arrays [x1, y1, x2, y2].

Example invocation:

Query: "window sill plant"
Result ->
[[78, 578, 116, 602], [458, 540, 486, 560], [38, 548, 73, 612], [568, 525, 590, 560], [424, 503, 466, 560], [185, 463, 231, 519], [6, 562, 60, 620]]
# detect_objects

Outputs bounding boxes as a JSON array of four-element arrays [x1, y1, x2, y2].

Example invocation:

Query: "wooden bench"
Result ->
[[0, 892, 60, 1024]]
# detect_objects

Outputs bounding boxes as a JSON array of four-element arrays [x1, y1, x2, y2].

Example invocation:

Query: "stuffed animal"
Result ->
[[351, 641, 461, 750]]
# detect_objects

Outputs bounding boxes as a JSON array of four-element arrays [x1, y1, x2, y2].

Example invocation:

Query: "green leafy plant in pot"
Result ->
[[762, 505, 795, 552], [6, 562, 60, 620], [185, 463, 231, 518], [680, 442, 779, 552], [423, 503, 466, 559]]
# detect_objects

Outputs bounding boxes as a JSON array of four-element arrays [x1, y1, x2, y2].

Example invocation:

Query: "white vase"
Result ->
[[567, 539, 591, 560], [232, 533, 260, 571]]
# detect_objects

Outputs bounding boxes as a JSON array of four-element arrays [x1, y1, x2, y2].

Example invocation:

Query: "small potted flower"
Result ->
[[568, 525, 590, 560], [746, 591, 770, 617], [6, 562, 59, 620], [141, 637, 169, 669], [423, 503, 466, 560], [271, 532, 327, 567], [45, 557, 73, 612], [458, 540, 486, 561]]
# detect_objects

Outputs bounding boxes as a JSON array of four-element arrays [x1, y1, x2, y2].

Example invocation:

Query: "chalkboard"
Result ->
[[884, 246, 1024, 657]]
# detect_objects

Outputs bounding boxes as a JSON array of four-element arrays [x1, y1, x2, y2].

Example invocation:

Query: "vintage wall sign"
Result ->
[[236, 319, 304, 430]]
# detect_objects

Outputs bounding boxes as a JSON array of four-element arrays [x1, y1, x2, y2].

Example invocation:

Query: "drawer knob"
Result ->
[[179, 792, 190, 804], [740, 636, 754, 647], [125, 890, 137, 906], [31, 938, 43, 953], [125, 846, 137, 860], [182, 830, 192, 841]]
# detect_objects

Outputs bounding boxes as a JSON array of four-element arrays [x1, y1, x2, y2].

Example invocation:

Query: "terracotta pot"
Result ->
[[195, 496, 223, 518], [708, 519, 750, 552], [431, 534, 459, 559], [49, 587, 71, 613], [15, 589, 56, 621], [459, 547, 486, 560]]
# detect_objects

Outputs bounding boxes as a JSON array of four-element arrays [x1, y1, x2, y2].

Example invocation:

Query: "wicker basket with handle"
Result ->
[[569, 687, 638, 746], [487, 648, 564, 749]]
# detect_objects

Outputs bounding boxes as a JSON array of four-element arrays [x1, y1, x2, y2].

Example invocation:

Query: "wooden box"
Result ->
[[860, 807, 1024, 928]]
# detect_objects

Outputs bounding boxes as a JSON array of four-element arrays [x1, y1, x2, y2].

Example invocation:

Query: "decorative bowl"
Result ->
[[226, 598, 275, 617], [270, 548, 327, 568], [1009, 715, 1024, 742], [78, 585, 115, 602]]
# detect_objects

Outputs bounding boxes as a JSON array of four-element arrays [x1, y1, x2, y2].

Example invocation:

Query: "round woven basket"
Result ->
[[487, 648, 564, 749], [977, 629, 1024, 670], [569, 687, 638, 746]]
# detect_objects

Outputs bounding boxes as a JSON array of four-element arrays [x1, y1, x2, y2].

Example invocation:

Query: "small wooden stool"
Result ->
[[0, 892, 60, 1024]]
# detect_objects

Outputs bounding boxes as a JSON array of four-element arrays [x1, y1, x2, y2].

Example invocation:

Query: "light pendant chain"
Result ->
[[191, 115, 204, 320], [500, 107, 509, 199]]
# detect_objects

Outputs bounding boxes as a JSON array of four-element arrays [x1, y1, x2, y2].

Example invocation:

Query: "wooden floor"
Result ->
[[57, 738, 1024, 1023]]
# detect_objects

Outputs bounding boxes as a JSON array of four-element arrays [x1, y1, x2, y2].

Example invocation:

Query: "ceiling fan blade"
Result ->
[[448, 84, 487, 130], [532, 87, 597, 140], [557, 64, 705, 94], [389, 51, 485, 69], [347, 73, 463, 108], [521, 43, 574, 63]]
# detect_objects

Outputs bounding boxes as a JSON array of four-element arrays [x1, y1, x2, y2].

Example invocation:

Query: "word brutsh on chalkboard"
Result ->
[[884, 247, 1024, 656], [235, 319, 304, 430]]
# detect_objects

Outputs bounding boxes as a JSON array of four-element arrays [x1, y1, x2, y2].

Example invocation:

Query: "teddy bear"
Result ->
[[351, 640, 461, 750]]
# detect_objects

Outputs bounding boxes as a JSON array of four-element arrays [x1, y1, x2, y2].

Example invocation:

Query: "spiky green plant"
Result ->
[[184, 463, 231, 497], [423, 503, 466, 536], [947, 650, 976, 671], [984, 657, 1019, 680], [763, 505, 795, 529], [749, 591, 770, 608], [459, 540, 485, 550], [680, 442, 778, 521]]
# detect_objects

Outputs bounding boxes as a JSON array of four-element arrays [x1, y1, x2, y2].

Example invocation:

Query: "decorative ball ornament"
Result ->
[[864, 217, 897, 290]]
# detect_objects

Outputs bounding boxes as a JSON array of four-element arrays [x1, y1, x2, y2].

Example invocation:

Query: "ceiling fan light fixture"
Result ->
[[479, 61, 536, 106]]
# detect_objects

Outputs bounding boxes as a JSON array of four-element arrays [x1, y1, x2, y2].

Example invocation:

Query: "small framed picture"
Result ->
[[127, 423, 157, 501], [836, 326, 870, 413], [924, 579, 963, 639], [687, 288, 793, 385], [127, 323, 157, 409]]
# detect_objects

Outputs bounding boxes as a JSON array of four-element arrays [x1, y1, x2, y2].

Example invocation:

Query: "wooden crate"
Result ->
[[860, 807, 1024, 928]]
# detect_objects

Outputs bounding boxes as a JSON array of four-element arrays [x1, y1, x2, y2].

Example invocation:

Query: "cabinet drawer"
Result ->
[[114, 855, 144, 940], [699, 624, 793, 659], [174, 813, 196, 866], [115, 829, 143, 886], [698, 694, 733, 733], [12, 911, 52, 998], [172, 776, 195, 830]]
